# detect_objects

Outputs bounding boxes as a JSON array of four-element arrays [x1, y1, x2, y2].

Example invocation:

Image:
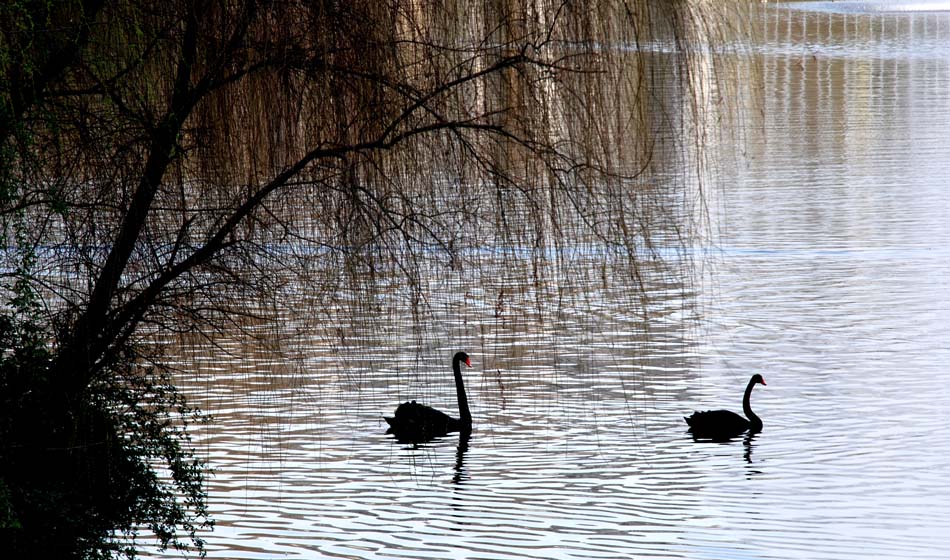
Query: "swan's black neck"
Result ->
[[743, 377, 762, 432], [453, 354, 472, 425]]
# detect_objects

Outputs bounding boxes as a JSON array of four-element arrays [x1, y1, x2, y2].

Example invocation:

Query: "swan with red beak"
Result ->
[[385, 352, 472, 443]]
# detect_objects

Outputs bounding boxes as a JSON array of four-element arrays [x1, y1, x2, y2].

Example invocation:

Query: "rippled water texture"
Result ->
[[153, 7, 950, 560], [782, 1, 950, 14]]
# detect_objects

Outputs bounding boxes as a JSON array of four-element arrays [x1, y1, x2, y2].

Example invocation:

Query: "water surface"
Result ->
[[153, 7, 950, 559]]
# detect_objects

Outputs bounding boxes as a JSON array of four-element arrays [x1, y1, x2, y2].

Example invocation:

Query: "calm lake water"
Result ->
[[152, 5, 950, 559]]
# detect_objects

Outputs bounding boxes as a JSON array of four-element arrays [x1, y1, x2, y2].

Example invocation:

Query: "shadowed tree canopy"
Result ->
[[0, 0, 743, 556]]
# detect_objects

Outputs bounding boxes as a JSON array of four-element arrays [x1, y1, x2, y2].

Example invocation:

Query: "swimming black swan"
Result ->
[[685, 374, 766, 440], [385, 351, 472, 443]]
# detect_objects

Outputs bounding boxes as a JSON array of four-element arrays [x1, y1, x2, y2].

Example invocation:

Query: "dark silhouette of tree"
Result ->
[[0, 0, 743, 556]]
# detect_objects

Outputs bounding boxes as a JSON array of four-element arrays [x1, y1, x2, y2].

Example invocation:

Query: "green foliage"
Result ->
[[0, 318, 212, 557], [0, 258, 210, 557]]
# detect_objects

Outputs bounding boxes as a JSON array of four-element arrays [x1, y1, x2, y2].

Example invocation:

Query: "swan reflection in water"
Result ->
[[386, 423, 472, 485], [451, 429, 471, 484], [742, 431, 758, 464], [387, 424, 472, 472]]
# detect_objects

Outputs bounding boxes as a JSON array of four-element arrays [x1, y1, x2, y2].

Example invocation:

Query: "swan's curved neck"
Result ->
[[453, 356, 472, 424], [743, 378, 762, 431]]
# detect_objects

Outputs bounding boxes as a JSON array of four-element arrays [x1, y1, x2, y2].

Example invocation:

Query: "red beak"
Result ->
[[761, 378, 767, 385], [465, 357, 472, 367]]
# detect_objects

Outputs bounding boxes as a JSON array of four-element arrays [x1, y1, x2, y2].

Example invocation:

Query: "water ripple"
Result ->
[[142, 8, 950, 559]]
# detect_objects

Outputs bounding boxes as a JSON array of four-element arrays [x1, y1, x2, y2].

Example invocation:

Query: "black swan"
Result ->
[[685, 374, 766, 440], [385, 351, 472, 443]]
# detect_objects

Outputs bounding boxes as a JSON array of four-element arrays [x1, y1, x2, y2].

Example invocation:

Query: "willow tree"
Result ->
[[0, 0, 743, 556]]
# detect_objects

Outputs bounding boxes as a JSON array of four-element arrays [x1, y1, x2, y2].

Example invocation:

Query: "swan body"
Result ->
[[385, 351, 472, 443], [386, 401, 465, 436], [685, 374, 766, 440]]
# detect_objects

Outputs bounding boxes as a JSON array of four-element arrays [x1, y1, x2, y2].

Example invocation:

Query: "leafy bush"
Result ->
[[0, 287, 210, 557]]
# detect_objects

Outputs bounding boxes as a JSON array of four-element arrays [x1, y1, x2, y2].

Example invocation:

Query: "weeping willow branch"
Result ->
[[0, 1, 748, 556]]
